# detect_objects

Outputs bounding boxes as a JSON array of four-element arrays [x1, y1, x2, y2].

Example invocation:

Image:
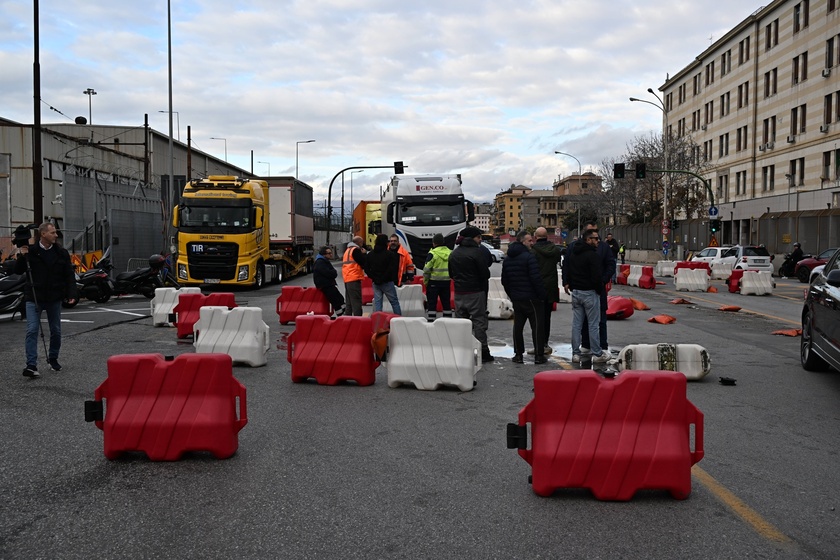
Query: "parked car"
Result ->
[[794, 248, 838, 283], [717, 245, 774, 273], [801, 250, 840, 371], [810, 264, 825, 284], [690, 246, 732, 265], [481, 242, 505, 263]]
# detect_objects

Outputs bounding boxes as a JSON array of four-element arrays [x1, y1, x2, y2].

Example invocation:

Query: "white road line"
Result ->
[[94, 307, 147, 317]]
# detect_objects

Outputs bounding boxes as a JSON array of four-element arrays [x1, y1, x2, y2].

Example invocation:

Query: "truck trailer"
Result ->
[[381, 174, 474, 267], [352, 200, 382, 248], [172, 175, 313, 288]]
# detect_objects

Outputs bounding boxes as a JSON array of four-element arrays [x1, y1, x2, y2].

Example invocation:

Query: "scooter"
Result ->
[[0, 271, 26, 318], [70, 248, 169, 304]]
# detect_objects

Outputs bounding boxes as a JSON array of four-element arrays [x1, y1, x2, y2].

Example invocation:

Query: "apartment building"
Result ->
[[493, 185, 531, 235], [662, 0, 840, 244]]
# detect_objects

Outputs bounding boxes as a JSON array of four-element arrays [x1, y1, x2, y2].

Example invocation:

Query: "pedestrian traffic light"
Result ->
[[613, 163, 625, 179], [394, 161, 404, 174], [635, 163, 646, 179], [709, 219, 720, 232]]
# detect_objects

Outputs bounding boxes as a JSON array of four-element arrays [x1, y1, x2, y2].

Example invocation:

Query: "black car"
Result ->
[[801, 248, 840, 371]]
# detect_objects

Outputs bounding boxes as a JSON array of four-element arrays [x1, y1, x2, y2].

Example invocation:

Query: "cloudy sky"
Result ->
[[1, 0, 764, 205]]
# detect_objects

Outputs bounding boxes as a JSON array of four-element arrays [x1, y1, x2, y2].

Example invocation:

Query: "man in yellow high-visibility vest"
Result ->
[[423, 233, 452, 322]]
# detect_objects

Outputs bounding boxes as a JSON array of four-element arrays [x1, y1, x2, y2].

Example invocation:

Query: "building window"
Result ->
[[826, 94, 835, 125], [666, 92, 673, 111], [763, 116, 777, 144], [704, 101, 714, 125], [736, 170, 748, 195], [792, 52, 808, 85], [739, 36, 751, 65], [704, 140, 714, 161], [788, 157, 805, 185], [794, 1, 810, 34], [717, 175, 729, 201], [762, 165, 776, 192], [764, 68, 778, 97], [721, 50, 732, 76], [719, 92, 731, 117], [693, 73, 702, 96], [705, 61, 715, 86], [678, 83, 687, 104], [737, 81, 749, 109], [765, 19, 779, 51], [830, 0, 837, 13], [827, 35, 840, 69], [791, 104, 807, 135], [718, 133, 730, 158], [678, 117, 686, 137], [736, 125, 748, 151]]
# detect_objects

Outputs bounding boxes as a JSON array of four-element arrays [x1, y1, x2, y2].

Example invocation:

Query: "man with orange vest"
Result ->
[[388, 234, 415, 286], [342, 236, 367, 316]]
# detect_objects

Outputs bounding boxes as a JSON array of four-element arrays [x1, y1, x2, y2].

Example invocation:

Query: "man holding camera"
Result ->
[[15, 223, 77, 378]]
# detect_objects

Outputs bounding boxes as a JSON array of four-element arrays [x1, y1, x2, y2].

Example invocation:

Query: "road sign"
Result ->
[[662, 227, 670, 235], [561, 231, 568, 239], [709, 206, 719, 218], [709, 235, 719, 247], [662, 219, 670, 228], [663, 248, 669, 256], [662, 241, 670, 249]]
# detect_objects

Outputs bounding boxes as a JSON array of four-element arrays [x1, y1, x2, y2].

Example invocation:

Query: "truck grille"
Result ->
[[186, 242, 239, 280]]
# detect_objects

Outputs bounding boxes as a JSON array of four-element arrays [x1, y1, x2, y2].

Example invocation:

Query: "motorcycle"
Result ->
[[67, 248, 172, 305], [778, 252, 810, 278], [0, 269, 26, 318]]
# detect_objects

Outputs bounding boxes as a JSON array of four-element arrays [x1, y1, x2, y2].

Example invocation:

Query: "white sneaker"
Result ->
[[526, 349, 536, 355], [571, 354, 582, 363], [592, 351, 611, 363], [580, 347, 591, 355]]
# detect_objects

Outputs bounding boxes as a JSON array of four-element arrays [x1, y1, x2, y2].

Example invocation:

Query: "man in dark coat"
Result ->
[[563, 230, 610, 364], [502, 231, 548, 364], [16, 222, 78, 378], [531, 227, 563, 355], [365, 234, 401, 314], [312, 246, 345, 317], [449, 226, 493, 362]]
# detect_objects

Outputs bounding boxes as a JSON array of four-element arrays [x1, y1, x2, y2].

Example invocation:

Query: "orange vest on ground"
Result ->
[[342, 246, 365, 283]]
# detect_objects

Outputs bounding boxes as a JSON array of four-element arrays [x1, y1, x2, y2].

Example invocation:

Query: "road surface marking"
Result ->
[[658, 289, 800, 326]]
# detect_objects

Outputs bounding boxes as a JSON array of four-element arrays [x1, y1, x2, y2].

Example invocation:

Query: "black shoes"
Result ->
[[512, 354, 524, 364], [22, 366, 40, 378], [48, 359, 62, 372], [534, 356, 548, 365], [481, 351, 494, 363]]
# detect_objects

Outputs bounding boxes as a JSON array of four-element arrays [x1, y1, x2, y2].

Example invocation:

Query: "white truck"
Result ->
[[381, 174, 474, 267]]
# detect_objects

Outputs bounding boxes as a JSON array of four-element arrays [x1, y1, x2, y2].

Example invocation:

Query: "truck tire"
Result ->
[[254, 262, 265, 289]]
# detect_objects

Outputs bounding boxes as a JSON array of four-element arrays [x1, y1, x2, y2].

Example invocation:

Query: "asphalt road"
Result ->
[[1, 266, 838, 559]]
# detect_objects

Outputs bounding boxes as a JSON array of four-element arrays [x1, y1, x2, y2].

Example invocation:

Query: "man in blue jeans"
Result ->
[[563, 230, 609, 363], [15, 223, 78, 378]]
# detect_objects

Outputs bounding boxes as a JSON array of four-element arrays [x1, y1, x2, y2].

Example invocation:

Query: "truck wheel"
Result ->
[[277, 264, 285, 283], [254, 263, 265, 289]]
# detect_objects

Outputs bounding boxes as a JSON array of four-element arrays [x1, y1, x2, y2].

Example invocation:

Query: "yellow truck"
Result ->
[[172, 175, 314, 288]]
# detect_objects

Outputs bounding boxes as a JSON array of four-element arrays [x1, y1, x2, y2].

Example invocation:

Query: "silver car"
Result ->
[[481, 242, 505, 263]]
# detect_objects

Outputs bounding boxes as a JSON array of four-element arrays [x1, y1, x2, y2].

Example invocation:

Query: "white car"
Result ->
[[718, 245, 774, 273], [690, 246, 733, 264], [481, 242, 505, 263]]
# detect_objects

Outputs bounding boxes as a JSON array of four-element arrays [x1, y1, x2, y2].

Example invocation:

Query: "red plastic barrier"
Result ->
[[276, 286, 332, 325], [88, 353, 247, 460], [727, 269, 744, 293], [173, 292, 237, 339], [288, 315, 379, 386], [370, 311, 400, 333], [408, 275, 427, 294], [509, 370, 703, 500], [638, 266, 656, 289], [606, 296, 634, 320], [361, 277, 374, 305], [615, 264, 630, 285], [674, 261, 711, 276]]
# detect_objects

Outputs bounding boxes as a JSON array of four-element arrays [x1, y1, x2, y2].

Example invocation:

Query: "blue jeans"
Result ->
[[25, 300, 62, 367], [373, 281, 401, 314], [571, 290, 601, 356]]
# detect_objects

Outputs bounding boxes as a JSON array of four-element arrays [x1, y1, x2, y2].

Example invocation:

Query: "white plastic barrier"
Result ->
[[193, 306, 270, 367], [151, 287, 203, 327], [740, 271, 774, 295], [387, 317, 481, 391], [617, 343, 711, 381], [487, 277, 514, 319], [627, 265, 643, 287], [384, 284, 426, 317], [710, 262, 732, 280], [655, 261, 674, 277], [487, 298, 514, 319], [674, 268, 711, 292]]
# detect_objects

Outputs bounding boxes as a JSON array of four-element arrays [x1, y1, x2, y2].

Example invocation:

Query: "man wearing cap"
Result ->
[[449, 226, 493, 363], [342, 236, 367, 316], [423, 233, 452, 322]]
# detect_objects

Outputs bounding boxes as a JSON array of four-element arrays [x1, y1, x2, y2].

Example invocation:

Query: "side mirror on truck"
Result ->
[[386, 203, 395, 225], [172, 205, 180, 228], [254, 207, 264, 229]]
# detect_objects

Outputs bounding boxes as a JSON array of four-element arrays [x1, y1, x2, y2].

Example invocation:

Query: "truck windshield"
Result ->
[[398, 202, 465, 226], [180, 205, 252, 232]]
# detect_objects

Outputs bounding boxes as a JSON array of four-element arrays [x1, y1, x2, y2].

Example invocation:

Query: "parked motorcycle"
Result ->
[[68, 249, 172, 305], [0, 270, 26, 318]]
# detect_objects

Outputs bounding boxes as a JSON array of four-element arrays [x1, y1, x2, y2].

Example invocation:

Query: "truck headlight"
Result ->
[[178, 263, 187, 280], [238, 265, 249, 281]]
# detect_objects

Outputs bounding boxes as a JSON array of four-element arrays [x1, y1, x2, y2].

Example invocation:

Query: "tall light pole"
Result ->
[[351, 170, 363, 233], [555, 151, 583, 235], [83, 88, 97, 124], [258, 160, 270, 176], [158, 110, 180, 141], [296, 139, 315, 178], [630, 88, 670, 258], [210, 137, 227, 162]]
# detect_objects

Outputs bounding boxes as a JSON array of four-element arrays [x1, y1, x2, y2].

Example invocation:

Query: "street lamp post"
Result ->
[[258, 161, 271, 176], [555, 151, 582, 234], [83, 88, 97, 124], [296, 139, 315, 178], [630, 88, 670, 257], [158, 110, 180, 141], [210, 137, 227, 162], [351, 170, 363, 233]]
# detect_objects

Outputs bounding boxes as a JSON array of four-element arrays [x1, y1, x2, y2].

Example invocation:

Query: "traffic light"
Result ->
[[394, 161, 404, 174], [613, 163, 625, 179], [709, 219, 720, 233], [672, 219, 680, 230], [635, 163, 646, 179]]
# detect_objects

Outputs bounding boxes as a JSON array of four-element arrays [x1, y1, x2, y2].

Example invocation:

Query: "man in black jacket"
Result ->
[[563, 230, 610, 364], [313, 246, 345, 317], [502, 231, 547, 364], [449, 226, 493, 362], [365, 234, 402, 314], [16, 223, 78, 378], [531, 227, 563, 355]]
